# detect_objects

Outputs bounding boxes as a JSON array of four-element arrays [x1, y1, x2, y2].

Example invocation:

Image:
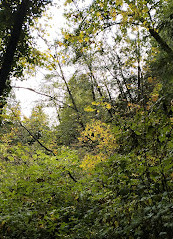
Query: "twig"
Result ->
[[67, 171, 77, 182]]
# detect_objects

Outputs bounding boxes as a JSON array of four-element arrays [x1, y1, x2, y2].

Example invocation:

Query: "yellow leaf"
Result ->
[[106, 103, 111, 110], [116, 0, 123, 5], [64, 34, 69, 40], [84, 37, 89, 42], [148, 77, 153, 83], [91, 101, 100, 106], [151, 94, 159, 102], [96, 12, 101, 17], [84, 106, 96, 112], [64, 0, 72, 6], [58, 41, 63, 46]]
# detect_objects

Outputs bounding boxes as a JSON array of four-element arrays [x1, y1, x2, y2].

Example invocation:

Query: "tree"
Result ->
[[0, 0, 52, 114], [61, 0, 173, 107], [55, 73, 94, 146]]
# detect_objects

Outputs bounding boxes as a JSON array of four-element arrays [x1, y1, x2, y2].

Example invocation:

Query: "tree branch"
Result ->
[[149, 28, 173, 57], [11, 109, 56, 155], [11, 109, 78, 183], [67, 171, 77, 182], [12, 86, 76, 110]]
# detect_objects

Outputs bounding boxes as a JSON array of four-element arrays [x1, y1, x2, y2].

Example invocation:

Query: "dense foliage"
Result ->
[[0, 0, 173, 238]]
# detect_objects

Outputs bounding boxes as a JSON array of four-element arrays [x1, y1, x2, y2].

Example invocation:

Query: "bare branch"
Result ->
[[11, 109, 78, 182], [12, 86, 76, 110], [11, 109, 56, 155]]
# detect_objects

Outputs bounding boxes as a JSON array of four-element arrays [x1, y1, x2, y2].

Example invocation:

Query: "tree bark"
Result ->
[[149, 28, 173, 57], [0, 0, 30, 97]]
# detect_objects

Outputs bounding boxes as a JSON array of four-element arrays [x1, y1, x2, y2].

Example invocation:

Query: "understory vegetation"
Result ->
[[0, 0, 173, 238]]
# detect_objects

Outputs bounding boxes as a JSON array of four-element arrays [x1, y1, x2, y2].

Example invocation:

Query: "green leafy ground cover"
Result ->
[[0, 102, 172, 238]]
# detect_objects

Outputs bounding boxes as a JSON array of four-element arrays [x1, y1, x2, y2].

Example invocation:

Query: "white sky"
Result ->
[[14, 0, 93, 121], [13, 0, 134, 122], [14, 0, 66, 119]]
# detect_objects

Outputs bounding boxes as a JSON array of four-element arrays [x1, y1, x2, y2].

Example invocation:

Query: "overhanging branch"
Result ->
[[12, 86, 76, 110], [11, 109, 56, 155]]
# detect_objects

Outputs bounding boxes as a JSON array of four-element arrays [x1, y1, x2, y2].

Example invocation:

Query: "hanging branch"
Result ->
[[67, 171, 78, 182], [12, 86, 76, 110], [12, 109, 56, 155], [139, 8, 173, 57], [18, 119, 78, 183], [148, 28, 173, 57], [11, 109, 78, 183]]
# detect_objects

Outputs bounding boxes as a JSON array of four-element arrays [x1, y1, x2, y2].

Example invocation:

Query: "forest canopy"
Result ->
[[0, 0, 173, 238]]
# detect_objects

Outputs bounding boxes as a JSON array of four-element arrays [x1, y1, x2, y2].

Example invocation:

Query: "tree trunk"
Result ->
[[149, 28, 173, 57], [116, 54, 133, 102], [0, 0, 30, 97], [58, 61, 85, 129]]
